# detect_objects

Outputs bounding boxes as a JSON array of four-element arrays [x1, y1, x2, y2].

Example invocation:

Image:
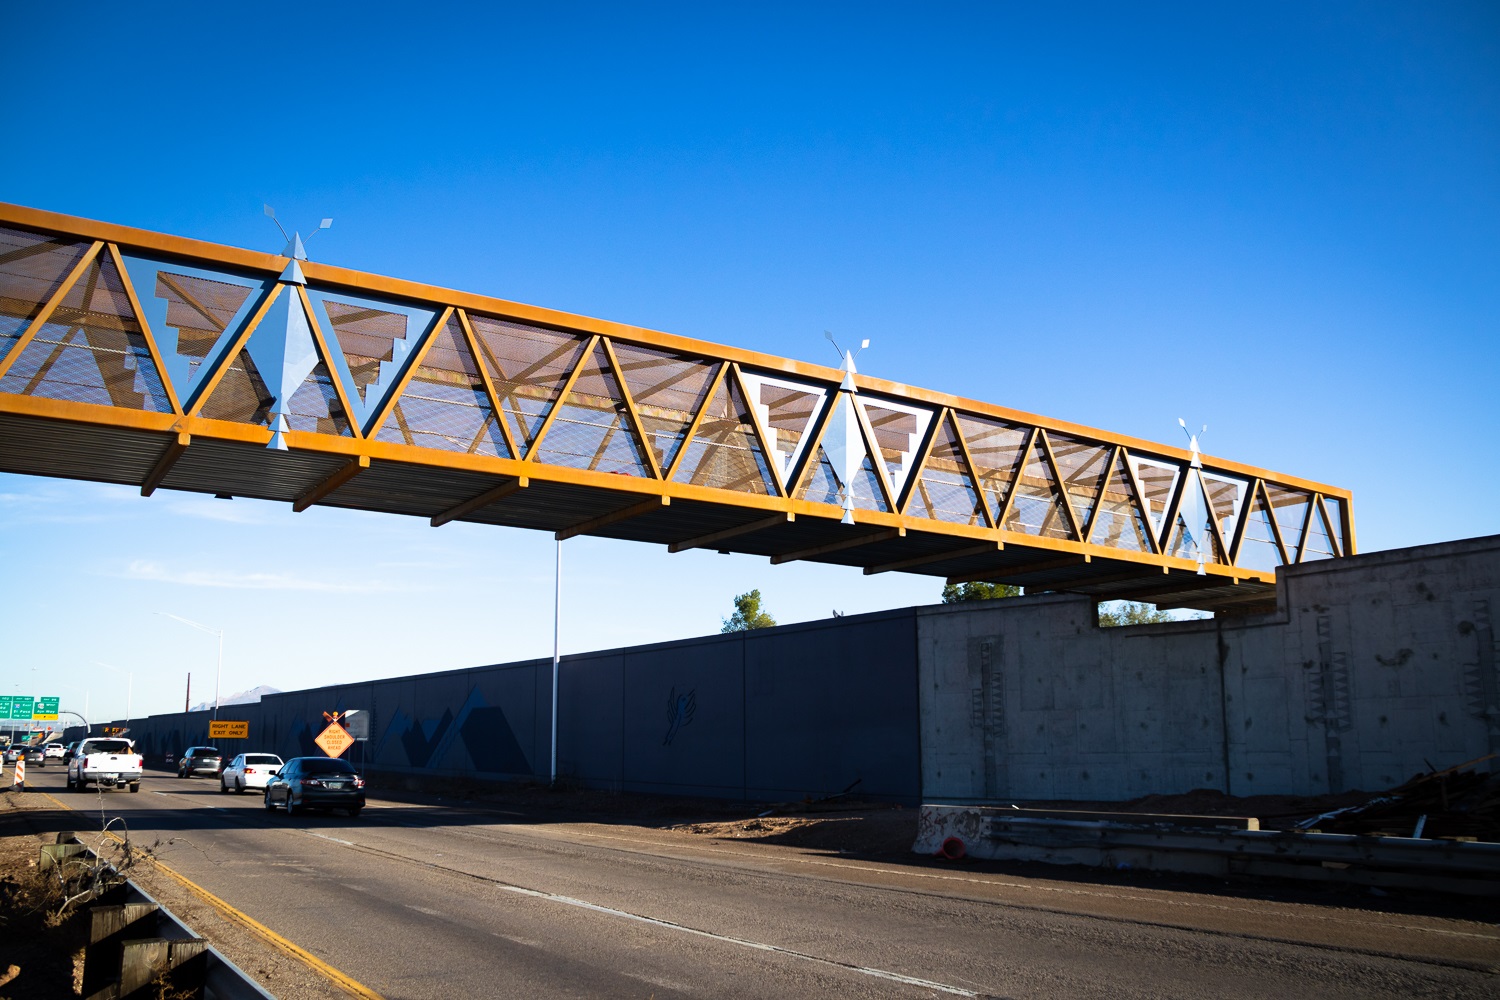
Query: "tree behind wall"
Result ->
[[941, 581, 1021, 603], [1097, 601, 1175, 627], [722, 589, 777, 631]]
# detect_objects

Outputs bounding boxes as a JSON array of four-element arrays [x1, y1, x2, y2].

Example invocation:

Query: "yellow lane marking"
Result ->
[[39, 789, 385, 1000]]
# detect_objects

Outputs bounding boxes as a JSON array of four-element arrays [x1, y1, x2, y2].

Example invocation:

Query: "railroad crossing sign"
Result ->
[[208, 720, 249, 739], [314, 719, 354, 758]]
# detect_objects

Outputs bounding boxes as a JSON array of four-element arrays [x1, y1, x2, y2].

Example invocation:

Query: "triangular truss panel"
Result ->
[[954, 414, 1030, 527], [796, 446, 843, 506], [858, 395, 933, 504], [611, 341, 716, 473], [671, 371, 776, 494], [284, 356, 353, 437], [1202, 472, 1248, 562], [1164, 475, 1229, 564], [849, 451, 890, 513], [738, 371, 828, 490], [908, 413, 985, 525], [466, 313, 590, 456], [198, 345, 274, 426], [1048, 431, 1112, 532], [1127, 455, 1183, 543], [118, 254, 273, 410], [374, 312, 509, 457], [1264, 483, 1311, 562], [304, 288, 438, 429], [0, 225, 93, 367], [1301, 497, 1338, 562], [1089, 452, 1154, 552], [1322, 497, 1346, 556], [1236, 483, 1284, 573], [0, 247, 172, 412], [1004, 432, 1071, 538], [533, 340, 650, 476]]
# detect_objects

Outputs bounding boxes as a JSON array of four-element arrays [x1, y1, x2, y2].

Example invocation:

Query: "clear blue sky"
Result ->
[[2, 3, 1496, 724]]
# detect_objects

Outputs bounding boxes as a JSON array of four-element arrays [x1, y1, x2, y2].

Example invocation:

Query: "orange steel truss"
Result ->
[[0, 203, 1354, 611]]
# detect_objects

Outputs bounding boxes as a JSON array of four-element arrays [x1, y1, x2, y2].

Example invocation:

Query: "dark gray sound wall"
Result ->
[[82, 609, 924, 803]]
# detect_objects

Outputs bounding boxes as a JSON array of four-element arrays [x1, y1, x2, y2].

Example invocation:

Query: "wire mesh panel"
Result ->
[[318, 297, 416, 408], [284, 360, 352, 436], [1265, 483, 1311, 562], [375, 314, 509, 457], [1236, 484, 1284, 572], [198, 347, 273, 426], [533, 341, 650, 475], [1048, 431, 1111, 533], [0, 226, 91, 367], [859, 397, 931, 502], [1089, 453, 1154, 551], [611, 342, 715, 472], [955, 414, 1029, 527], [907, 413, 985, 524], [1322, 497, 1346, 555], [1301, 498, 1338, 562], [797, 447, 842, 506], [151, 271, 256, 386], [1005, 432, 1071, 539], [0, 250, 170, 412], [849, 452, 890, 512], [670, 372, 775, 493], [467, 313, 589, 456]]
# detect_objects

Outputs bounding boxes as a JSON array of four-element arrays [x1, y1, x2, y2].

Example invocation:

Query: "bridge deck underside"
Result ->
[[0, 410, 1275, 612]]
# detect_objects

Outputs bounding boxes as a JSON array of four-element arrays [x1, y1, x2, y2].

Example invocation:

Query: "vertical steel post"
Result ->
[[551, 539, 561, 788], [214, 629, 222, 722]]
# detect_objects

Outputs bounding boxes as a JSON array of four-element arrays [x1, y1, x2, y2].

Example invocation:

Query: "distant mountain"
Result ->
[[189, 685, 280, 713]]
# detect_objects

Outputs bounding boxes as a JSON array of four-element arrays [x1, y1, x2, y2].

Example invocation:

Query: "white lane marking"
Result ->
[[309, 833, 355, 847], [406, 904, 444, 917], [494, 883, 980, 997]]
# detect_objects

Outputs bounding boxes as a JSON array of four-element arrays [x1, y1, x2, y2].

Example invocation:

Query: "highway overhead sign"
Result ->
[[34, 697, 59, 721]]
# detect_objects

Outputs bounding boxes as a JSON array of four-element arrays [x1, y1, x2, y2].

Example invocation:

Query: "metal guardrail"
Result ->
[[42, 835, 276, 999], [915, 804, 1500, 896]]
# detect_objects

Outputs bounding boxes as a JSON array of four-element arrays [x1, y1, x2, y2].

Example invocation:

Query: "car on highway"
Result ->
[[1, 746, 17, 765], [67, 738, 143, 792], [43, 742, 66, 760], [177, 746, 223, 778], [264, 757, 365, 817], [220, 753, 284, 794], [22, 745, 45, 767]]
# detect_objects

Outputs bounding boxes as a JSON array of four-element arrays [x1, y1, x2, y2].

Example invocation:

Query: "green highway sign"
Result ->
[[0, 696, 9, 720], [11, 696, 33, 720], [35, 697, 59, 721]]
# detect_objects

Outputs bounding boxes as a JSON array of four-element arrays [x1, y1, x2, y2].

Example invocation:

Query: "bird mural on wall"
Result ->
[[663, 687, 697, 746]]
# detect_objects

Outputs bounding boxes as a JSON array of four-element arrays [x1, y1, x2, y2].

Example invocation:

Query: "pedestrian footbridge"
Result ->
[[0, 204, 1352, 612]]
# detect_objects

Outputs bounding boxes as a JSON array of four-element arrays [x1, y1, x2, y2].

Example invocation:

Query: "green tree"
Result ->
[[941, 581, 1021, 603], [1097, 600, 1174, 627], [722, 589, 777, 632]]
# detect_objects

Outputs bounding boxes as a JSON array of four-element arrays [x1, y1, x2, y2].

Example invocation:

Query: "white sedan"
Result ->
[[220, 753, 284, 793]]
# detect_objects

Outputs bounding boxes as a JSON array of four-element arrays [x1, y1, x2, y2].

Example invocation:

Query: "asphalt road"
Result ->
[[19, 767, 1500, 999]]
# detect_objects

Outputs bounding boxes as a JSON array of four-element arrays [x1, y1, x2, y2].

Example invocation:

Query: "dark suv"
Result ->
[[177, 746, 223, 778]]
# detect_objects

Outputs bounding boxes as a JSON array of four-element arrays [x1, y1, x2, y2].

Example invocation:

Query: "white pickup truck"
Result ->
[[67, 737, 144, 793]]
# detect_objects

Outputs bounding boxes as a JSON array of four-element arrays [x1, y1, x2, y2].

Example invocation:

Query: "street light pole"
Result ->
[[551, 538, 560, 788], [156, 613, 224, 721]]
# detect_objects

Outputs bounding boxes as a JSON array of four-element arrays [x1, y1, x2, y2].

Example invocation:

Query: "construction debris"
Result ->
[[1296, 754, 1499, 841]]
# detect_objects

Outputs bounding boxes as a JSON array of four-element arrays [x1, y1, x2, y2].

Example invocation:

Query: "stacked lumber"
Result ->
[[1299, 755, 1499, 841]]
